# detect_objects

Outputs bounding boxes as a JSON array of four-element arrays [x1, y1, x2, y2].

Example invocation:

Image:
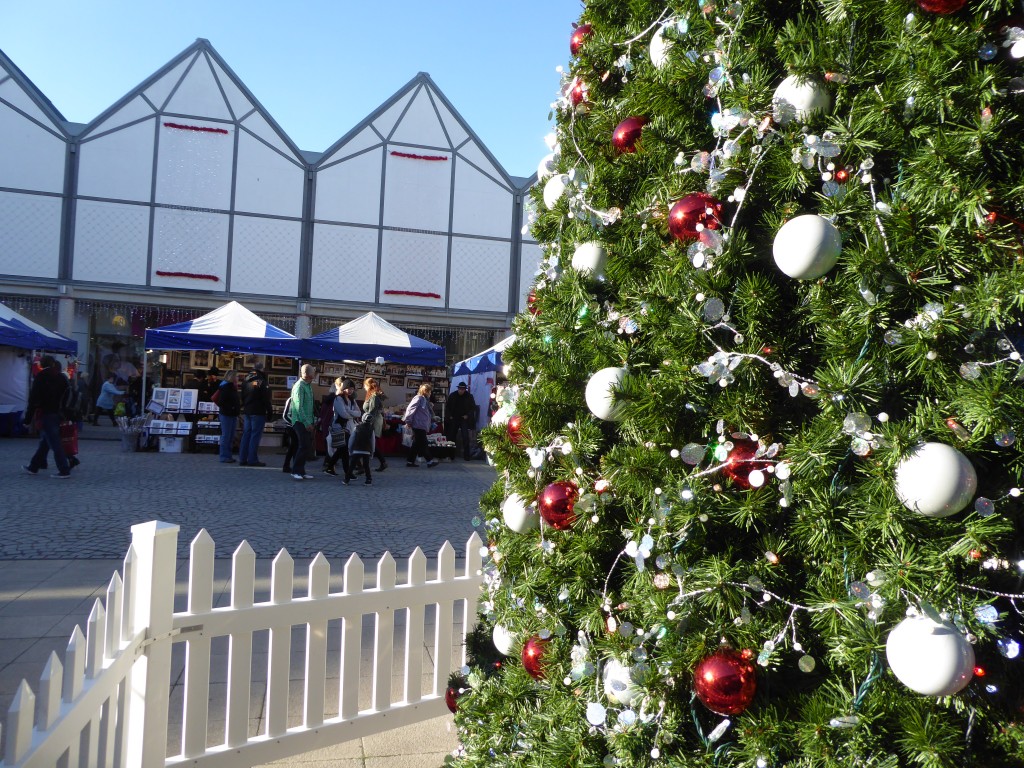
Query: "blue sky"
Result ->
[[1, 0, 582, 177]]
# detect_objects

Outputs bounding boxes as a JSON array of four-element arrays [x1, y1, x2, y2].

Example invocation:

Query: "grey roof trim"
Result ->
[[0, 47, 71, 138], [237, 122, 306, 170], [314, 72, 426, 168], [0, 186, 64, 199], [386, 83, 421, 142], [418, 72, 516, 188], [312, 218, 514, 244], [0, 94, 67, 142], [450, 150, 513, 193], [423, 84, 455, 150], [79, 113, 156, 144], [74, 39, 307, 165], [316, 141, 384, 172]]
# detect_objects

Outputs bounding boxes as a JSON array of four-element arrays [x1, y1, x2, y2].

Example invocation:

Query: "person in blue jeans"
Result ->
[[239, 362, 273, 467], [22, 356, 72, 478], [215, 370, 241, 463]]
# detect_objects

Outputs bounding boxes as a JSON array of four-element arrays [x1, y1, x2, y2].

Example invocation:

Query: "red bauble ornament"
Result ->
[[834, 167, 849, 183], [612, 116, 648, 154], [916, 0, 967, 12], [507, 414, 525, 444], [668, 193, 722, 242], [521, 635, 550, 679], [527, 289, 540, 315], [445, 684, 462, 713], [539, 481, 579, 530], [693, 648, 757, 715], [570, 23, 593, 56], [569, 78, 588, 107], [721, 437, 771, 490]]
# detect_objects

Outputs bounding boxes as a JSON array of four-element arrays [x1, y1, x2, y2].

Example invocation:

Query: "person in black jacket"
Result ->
[[239, 362, 273, 467], [214, 370, 241, 463], [23, 356, 72, 478], [446, 382, 478, 460]]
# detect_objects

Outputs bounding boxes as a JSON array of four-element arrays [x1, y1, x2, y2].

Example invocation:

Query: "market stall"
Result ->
[[142, 301, 303, 452], [302, 312, 448, 455], [0, 301, 78, 435]]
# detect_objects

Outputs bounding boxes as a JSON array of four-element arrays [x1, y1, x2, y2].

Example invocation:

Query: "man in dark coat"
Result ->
[[239, 362, 274, 467], [23, 356, 72, 478], [446, 382, 478, 460]]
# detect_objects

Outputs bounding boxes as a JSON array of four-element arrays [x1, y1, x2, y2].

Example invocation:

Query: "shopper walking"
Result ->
[[214, 370, 240, 463], [403, 383, 438, 468], [22, 356, 72, 478], [239, 362, 273, 466], [324, 378, 360, 482], [90, 373, 125, 426], [349, 377, 383, 485], [289, 364, 316, 480]]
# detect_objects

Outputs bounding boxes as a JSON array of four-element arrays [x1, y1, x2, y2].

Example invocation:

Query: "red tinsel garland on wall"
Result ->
[[389, 151, 448, 161], [155, 270, 220, 282], [163, 122, 229, 135], [384, 289, 441, 299]]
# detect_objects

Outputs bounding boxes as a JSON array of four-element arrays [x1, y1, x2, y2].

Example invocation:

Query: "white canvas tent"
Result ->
[[302, 312, 445, 366], [0, 301, 78, 416], [450, 335, 514, 432]]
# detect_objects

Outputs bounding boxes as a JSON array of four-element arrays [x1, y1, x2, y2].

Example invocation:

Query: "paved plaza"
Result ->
[[0, 427, 495, 767]]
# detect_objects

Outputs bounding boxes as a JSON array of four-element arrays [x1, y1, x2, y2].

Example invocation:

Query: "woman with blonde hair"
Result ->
[[349, 377, 384, 484], [403, 382, 438, 468]]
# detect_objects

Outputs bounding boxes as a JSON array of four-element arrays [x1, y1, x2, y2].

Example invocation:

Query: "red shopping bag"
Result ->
[[60, 421, 78, 456]]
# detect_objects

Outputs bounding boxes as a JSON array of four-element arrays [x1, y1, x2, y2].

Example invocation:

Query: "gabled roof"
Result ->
[[302, 311, 445, 366], [316, 71, 515, 190], [144, 301, 301, 355], [77, 39, 305, 165], [0, 47, 71, 140]]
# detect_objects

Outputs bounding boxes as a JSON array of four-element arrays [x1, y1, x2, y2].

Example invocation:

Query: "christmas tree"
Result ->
[[451, 1, 1024, 766]]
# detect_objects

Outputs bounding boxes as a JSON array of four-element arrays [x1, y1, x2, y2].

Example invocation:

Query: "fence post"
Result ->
[[124, 521, 179, 768]]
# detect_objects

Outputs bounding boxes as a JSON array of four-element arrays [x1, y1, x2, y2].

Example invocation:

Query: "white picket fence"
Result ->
[[1, 521, 483, 768]]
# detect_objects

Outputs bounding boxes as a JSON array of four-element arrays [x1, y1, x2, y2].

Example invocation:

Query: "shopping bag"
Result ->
[[402, 428, 414, 448], [60, 421, 78, 455]]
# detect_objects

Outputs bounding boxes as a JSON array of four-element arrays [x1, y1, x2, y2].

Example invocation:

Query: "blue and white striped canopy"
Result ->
[[302, 312, 444, 366], [144, 301, 301, 356], [0, 301, 77, 354]]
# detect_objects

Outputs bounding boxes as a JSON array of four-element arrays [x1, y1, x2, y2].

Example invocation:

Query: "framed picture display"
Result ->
[[406, 377, 420, 389], [434, 378, 450, 390], [365, 362, 385, 376], [271, 390, 289, 404], [287, 376, 298, 388], [268, 374, 289, 388], [386, 363, 405, 376], [215, 353, 233, 371], [388, 375, 405, 387], [428, 367, 447, 378], [243, 354, 259, 368], [347, 363, 365, 377], [434, 392, 447, 404], [321, 363, 343, 377], [405, 365, 424, 378], [317, 374, 334, 387], [271, 356, 293, 370], [190, 350, 211, 368]]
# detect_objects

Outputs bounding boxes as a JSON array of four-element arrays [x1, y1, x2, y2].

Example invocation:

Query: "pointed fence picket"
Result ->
[[1, 521, 483, 768]]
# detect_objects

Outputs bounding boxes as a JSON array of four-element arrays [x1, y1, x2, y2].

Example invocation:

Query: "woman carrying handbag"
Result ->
[[403, 383, 438, 468]]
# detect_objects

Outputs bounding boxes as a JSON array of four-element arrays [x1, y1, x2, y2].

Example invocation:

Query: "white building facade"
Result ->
[[0, 39, 542, 381]]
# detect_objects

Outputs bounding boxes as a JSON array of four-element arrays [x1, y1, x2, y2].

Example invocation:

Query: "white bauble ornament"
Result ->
[[492, 624, 516, 656], [772, 75, 831, 125], [602, 659, 641, 706], [886, 614, 974, 696], [537, 152, 559, 181], [773, 215, 842, 279], [895, 442, 977, 518], [585, 367, 627, 421], [543, 174, 569, 209], [502, 493, 538, 534], [571, 241, 608, 278], [649, 26, 672, 69]]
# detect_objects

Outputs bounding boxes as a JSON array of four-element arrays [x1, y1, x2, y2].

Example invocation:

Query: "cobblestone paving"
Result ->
[[0, 427, 495, 560]]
